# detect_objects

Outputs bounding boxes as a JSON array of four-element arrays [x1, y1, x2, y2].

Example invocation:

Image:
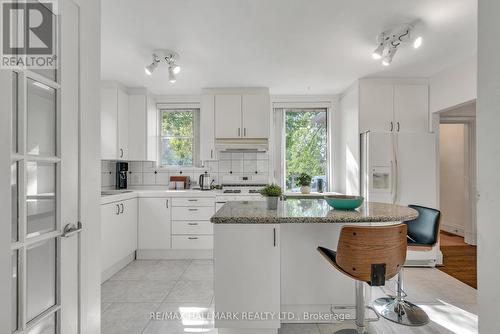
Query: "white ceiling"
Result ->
[[101, 0, 477, 95]]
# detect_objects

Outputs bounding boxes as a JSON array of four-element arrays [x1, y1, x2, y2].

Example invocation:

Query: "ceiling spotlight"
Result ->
[[168, 66, 176, 83], [372, 44, 384, 60], [372, 23, 423, 66], [144, 49, 181, 82], [171, 63, 181, 74], [413, 36, 423, 49], [382, 47, 397, 66]]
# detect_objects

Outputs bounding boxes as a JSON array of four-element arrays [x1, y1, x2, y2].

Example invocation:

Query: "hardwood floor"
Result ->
[[438, 231, 477, 288]]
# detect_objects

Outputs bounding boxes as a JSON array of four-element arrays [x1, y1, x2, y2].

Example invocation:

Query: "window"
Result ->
[[276, 108, 329, 192], [159, 109, 200, 166]]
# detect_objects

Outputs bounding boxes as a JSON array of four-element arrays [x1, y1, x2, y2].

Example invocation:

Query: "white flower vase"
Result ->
[[266, 196, 279, 210], [300, 186, 311, 194]]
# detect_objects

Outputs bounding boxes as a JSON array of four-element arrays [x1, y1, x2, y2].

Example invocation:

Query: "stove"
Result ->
[[219, 184, 266, 195]]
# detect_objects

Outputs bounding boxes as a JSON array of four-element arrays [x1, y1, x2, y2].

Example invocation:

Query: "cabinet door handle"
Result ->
[[188, 208, 198, 211], [188, 237, 198, 240], [273, 228, 276, 247], [120, 203, 124, 214], [116, 204, 120, 215], [396, 122, 400, 132], [210, 149, 213, 159], [188, 223, 199, 226], [188, 199, 198, 202], [244, 128, 247, 137], [165, 199, 169, 208], [120, 148, 123, 158], [390, 121, 394, 132], [238, 128, 241, 137]]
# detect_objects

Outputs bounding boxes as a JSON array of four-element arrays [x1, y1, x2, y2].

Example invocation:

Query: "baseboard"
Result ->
[[101, 252, 135, 283], [137, 249, 213, 259], [441, 224, 465, 237]]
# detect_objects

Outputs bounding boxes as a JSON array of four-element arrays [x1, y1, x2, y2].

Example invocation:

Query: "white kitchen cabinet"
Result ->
[[242, 94, 270, 138], [214, 224, 280, 329], [214, 93, 271, 139], [359, 81, 394, 133], [101, 198, 137, 276], [215, 95, 242, 139], [138, 198, 171, 250], [394, 84, 429, 133], [200, 95, 216, 161], [100, 85, 129, 160], [128, 93, 157, 161], [359, 80, 429, 134]]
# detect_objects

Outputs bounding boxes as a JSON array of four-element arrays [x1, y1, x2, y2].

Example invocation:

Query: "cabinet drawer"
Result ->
[[172, 197, 215, 207], [172, 206, 214, 221], [172, 221, 213, 235], [172, 235, 213, 249]]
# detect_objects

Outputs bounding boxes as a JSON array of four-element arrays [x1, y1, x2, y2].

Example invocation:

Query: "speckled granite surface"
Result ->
[[210, 199, 418, 224]]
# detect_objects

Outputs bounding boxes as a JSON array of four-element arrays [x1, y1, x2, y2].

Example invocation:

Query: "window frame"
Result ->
[[157, 108, 200, 168], [273, 106, 331, 193]]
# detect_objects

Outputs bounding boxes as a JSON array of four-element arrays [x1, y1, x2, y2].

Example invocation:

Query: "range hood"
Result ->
[[215, 138, 269, 152]]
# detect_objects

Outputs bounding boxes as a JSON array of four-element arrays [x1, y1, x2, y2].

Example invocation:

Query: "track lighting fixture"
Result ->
[[144, 49, 181, 83], [371, 23, 423, 66]]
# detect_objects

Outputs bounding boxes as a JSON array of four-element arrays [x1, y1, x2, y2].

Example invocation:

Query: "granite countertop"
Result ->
[[210, 199, 418, 224]]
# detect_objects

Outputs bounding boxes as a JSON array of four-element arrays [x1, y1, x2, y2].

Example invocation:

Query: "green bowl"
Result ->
[[324, 195, 364, 210]]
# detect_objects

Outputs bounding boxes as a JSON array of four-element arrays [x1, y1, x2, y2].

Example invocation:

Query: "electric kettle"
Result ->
[[199, 172, 212, 190]]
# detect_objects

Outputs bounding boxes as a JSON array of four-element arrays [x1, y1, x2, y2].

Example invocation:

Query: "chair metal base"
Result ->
[[372, 297, 429, 326]]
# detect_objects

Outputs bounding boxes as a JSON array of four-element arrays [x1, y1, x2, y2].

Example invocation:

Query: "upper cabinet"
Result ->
[[128, 93, 157, 161], [101, 83, 157, 161], [212, 89, 270, 140], [200, 95, 216, 162], [359, 80, 429, 133], [101, 86, 129, 160], [215, 95, 242, 139]]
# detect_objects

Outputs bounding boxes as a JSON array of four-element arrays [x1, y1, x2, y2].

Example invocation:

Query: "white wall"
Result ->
[[337, 83, 360, 195], [430, 56, 477, 113], [477, 1, 500, 333], [439, 124, 467, 236]]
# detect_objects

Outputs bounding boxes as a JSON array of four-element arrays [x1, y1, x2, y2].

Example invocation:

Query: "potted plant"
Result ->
[[296, 173, 312, 194], [260, 184, 283, 210]]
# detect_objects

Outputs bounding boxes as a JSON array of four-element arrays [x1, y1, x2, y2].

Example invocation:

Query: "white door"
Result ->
[[138, 198, 172, 250], [200, 95, 216, 161], [215, 95, 242, 138], [242, 94, 270, 138], [2, 1, 81, 333], [359, 81, 394, 133], [394, 84, 429, 133], [117, 88, 129, 160]]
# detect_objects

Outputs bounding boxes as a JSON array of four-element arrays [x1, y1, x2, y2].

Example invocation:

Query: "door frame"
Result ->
[[439, 116, 477, 245]]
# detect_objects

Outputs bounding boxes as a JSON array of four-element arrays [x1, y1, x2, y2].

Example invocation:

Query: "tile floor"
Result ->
[[101, 260, 478, 334]]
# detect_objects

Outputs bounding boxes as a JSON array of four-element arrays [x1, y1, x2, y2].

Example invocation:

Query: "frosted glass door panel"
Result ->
[[26, 162, 56, 237], [12, 252, 18, 332], [26, 240, 56, 321], [27, 79, 56, 156], [27, 313, 56, 334], [11, 163, 18, 242]]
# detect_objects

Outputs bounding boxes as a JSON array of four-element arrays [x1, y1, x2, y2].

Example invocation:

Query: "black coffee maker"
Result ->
[[116, 162, 128, 189]]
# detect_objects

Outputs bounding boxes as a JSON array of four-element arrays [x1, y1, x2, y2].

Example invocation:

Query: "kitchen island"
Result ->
[[211, 199, 418, 334]]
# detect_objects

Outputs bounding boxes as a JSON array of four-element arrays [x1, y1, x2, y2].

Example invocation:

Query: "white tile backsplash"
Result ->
[[101, 149, 270, 189]]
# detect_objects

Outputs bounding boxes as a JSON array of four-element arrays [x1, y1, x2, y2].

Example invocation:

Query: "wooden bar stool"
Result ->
[[373, 205, 440, 326], [318, 224, 407, 334]]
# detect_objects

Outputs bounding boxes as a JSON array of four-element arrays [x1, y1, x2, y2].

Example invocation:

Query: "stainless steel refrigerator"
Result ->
[[360, 131, 440, 266]]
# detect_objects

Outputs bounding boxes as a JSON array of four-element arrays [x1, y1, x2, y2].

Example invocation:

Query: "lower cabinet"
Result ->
[[138, 198, 172, 249], [171, 197, 215, 249], [101, 198, 137, 277], [214, 224, 280, 329]]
